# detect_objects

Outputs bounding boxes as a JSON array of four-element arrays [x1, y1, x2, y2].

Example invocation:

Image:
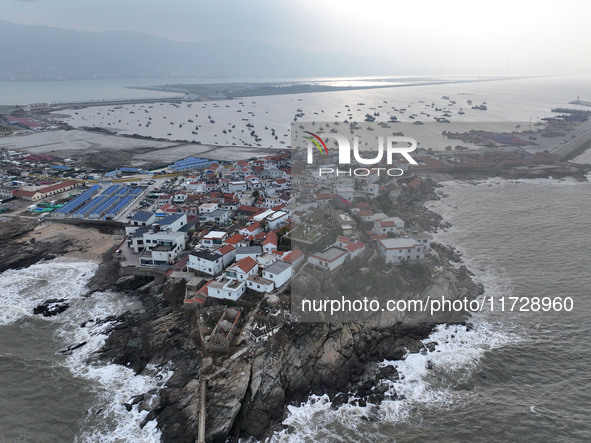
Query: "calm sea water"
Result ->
[[0, 75, 446, 105], [1, 76, 590, 442], [49, 75, 591, 150]]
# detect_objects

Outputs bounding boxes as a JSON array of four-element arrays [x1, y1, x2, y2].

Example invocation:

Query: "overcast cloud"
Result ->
[[3, 0, 591, 74]]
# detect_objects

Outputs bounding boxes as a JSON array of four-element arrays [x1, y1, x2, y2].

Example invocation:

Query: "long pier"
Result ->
[[552, 128, 591, 160], [569, 99, 591, 108], [49, 95, 187, 110]]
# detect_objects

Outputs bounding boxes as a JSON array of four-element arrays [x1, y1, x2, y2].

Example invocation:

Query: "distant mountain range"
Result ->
[[0, 20, 398, 80]]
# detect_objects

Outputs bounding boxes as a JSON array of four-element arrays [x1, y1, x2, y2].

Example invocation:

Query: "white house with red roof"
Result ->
[[313, 193, 335, 207], [157, 194, 173, 204], [282, 249, 305, 268], [253, 232, 267, 243], [225, 256, 258, 281], [273, 178, 288, 187], [335, 236, 366, 259], [353, 209, 375, 222], [271, 250, 287, 259], [373, 216, 405, 236], [262, 232, 278, 253], [155, 203, 182, 217], [223, 233, 248, 248], [238, 204, 263, 216], [239, 221, 263, 238]]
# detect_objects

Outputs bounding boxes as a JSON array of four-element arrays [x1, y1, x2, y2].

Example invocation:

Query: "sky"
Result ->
[[3, 0, 591, 74]]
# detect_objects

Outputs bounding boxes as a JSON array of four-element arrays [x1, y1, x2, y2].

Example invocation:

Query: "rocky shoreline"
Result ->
[[0, 236, 73, 274], [84, 263, 478, 442], [71, 176, 482, 442], [91, 160, 591, 440], [1, 162, 587, 442]]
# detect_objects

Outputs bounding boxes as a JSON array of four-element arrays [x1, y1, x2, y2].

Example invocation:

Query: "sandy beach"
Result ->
[[20, 221, 121, 261]]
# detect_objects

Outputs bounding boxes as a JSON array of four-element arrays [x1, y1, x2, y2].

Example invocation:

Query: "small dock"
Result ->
[[569, 99, 591, 108]]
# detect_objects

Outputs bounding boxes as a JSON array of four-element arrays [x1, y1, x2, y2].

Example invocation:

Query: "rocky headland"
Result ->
[[73, 178, 482, 442], [2, 161, 587, 442]]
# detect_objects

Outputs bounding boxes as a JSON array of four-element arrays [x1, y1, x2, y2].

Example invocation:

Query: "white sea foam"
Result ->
[[59, 290, 173, 443], [272, 319, 521, 442], [0, 259, 98, 325], [271, 179, 527, 442], [275, 394, 374, 443], [0, 305, 30, 325], [0, 259, 172, 442]]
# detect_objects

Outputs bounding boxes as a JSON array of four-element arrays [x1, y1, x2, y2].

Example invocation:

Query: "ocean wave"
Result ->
[[272, 318, 521, 443], [271, 181, 525, 442], [0, 259, 172, 442], [56, 290, 172, 443], [0, 260, 98, 326]]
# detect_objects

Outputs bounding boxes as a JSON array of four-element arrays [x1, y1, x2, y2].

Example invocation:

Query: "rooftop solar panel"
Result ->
[[54, 185, 100, 214], [105, 195, 135, 218], [89, 195, 121, 219]]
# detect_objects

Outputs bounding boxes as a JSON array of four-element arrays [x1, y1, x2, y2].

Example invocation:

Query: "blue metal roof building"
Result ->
[[52, 185, 146, 220], [54, 185, 100, 216], [168, 157, 215, 172], [105, 167, 142, 177], [105, 195, 135, 219]]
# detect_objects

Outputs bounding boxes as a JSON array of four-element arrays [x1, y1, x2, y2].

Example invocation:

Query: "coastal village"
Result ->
[[2, 97, 591, 442], [2, 103, 489, 346], [2, 4, 591, 441], [0, 139, 439, 347], [2, 94, 591, 350]]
